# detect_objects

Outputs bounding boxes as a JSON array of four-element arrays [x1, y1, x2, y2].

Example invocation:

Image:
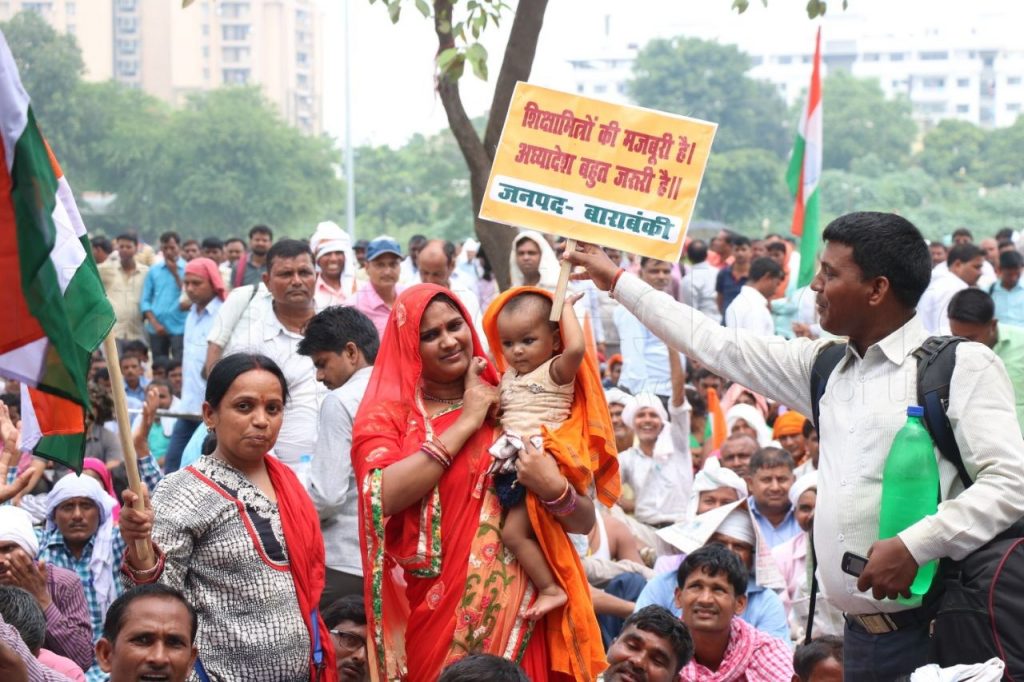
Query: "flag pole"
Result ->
[[102, 333, 153, 562]]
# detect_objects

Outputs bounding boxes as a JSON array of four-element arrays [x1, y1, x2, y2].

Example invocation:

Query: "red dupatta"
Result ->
[[352, 284, 547, 682], [265, 455, 338, 682]]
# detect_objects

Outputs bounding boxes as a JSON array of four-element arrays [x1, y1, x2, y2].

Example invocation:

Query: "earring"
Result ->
[[207, 425, 216, 435]]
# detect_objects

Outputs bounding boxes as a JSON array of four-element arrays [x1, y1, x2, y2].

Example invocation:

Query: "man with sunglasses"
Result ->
[[323, 595, 367, 682]]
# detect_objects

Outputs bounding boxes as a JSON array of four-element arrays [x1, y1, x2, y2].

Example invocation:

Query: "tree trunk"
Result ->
[[433, 0, 549, 290]]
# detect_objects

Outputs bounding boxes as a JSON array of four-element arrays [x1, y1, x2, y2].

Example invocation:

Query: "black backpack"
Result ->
[[809, 336, 1024, 676]]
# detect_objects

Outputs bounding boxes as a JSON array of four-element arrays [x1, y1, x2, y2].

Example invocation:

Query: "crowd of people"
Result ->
[[1, 213, 1022, 681]]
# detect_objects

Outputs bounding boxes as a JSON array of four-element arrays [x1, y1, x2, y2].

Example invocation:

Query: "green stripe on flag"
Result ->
[[35, 432, 86, 468], [786, 134, 806, 196], [797, 189, 820, 288], [10, 109, 112, 407]]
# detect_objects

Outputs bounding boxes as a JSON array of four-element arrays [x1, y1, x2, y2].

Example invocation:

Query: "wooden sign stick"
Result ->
[[102, 333, 153, 562], [550, 239, 577, 322]]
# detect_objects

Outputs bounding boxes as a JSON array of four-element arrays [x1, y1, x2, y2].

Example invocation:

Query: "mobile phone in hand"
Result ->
[[842, 551, 869, 577]]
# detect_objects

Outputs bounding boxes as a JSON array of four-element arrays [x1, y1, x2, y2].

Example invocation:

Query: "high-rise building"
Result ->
[[562, 9, 1024, 131], [0, 0, 323, 134]]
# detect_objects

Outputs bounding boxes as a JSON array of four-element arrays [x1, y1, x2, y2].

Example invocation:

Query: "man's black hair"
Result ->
[[249, 224, 274, 240], [201, 237, 224, 250], [1000, 250, 1024, 270], [91, 236, 113, 254], [115, 232, 138, 245], [265, 238, 314, 273], [947, 288, 995, 325], [159, 231, 180, 246], [821, 212, 932, 309], [640, 256, 670, 269], [122, 339, 149, 360], [321, 594, 366, 629], [438, 654, 530, 682], [297, 306, 380, 364], [947, 242, 982, 267], [0, 586, 46, 653], [442, 240, 456, 262], [930, 241, 947, 252], [619, 605, 695, 676], [794, 635, 844, 680], [102, 584, 198, 644], [687, 240, 709, 264], [731, 235, 751, 249], [749, 446, 795, 475], [225, 237, 245, 247], [952, 227, 974, 241], [686, 387, 707, 419], [182, 239, 199, 249], [749, 257, 784, 282], [677, 544, 748, 596], [995, 227, 1014, 242], [802, 418, 817, 439], [765, 241, 788, 254], [408, 234, 428, 248], [166, 358, 182, 372]]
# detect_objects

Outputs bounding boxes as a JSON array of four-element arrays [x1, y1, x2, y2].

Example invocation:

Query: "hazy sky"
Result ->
[[320, 0, 1024, 148]]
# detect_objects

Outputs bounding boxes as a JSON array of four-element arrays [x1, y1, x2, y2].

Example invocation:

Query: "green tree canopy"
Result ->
[[820, 70, 916, 171], [916, 119, 987, 180], [1, 11, 84, 169], [628, 37, 790, 156]]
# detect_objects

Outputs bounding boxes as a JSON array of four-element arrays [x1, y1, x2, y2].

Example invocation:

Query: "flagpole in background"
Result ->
[[787, 26, 824, 288], [102, 335, 153, 562]]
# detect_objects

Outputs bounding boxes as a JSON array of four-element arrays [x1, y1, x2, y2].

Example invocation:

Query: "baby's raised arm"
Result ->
[[549, 292, 586, 386]]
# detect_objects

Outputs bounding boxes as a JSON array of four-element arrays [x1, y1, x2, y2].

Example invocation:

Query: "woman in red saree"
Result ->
[[352, 284, 598, 682]]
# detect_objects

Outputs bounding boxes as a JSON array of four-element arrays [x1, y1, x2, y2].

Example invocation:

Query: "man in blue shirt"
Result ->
[[991, 250, 1024, 328], [633, 507, 790, 643], [748, 447, 801, 549], [163, 257, 225, 473], [715, 235, 752, 315], [140, 231, 187, 363]]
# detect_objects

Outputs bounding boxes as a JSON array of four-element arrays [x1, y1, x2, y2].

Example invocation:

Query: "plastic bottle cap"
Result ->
[[907, 405, 924, 417]]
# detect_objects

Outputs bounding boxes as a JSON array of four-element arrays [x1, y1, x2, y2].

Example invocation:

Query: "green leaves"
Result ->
[[372, 0, 508, 83], [465, 42, 488, 80]]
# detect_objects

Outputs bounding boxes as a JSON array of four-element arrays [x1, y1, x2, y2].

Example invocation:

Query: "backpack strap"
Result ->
[[913, 336, 970, 489], [810, 342, 848, 430]]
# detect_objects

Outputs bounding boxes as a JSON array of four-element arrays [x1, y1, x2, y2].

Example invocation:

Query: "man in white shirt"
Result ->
[[566, 212, 1024, 679], [297, 305, 378, 607], [724, 257, 783, 337], [917, 242, 984, 334], [204, 239, 321, 468], [679, 239, 720, 323], [398, 234, 427, 286]]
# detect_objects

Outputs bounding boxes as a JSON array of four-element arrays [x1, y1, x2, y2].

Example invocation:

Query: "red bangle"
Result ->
[[611, 268, 626, 293]]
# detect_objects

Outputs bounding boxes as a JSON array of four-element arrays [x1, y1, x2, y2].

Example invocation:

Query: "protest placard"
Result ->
[[480, 82, 717, 263]]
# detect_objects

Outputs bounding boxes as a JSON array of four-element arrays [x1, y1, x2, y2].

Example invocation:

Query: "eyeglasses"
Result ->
[[329, 629, 366, 652]]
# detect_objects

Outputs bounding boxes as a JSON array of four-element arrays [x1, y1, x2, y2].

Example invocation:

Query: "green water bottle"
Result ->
[[878, 405, 939, 599]]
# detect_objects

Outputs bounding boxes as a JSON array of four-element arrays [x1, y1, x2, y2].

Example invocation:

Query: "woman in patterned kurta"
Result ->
[[119, 353, 336, 682]]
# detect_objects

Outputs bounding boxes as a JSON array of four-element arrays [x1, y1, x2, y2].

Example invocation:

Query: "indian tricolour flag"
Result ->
[[786, 27, 823, 289], [0, 29, 115, 471]]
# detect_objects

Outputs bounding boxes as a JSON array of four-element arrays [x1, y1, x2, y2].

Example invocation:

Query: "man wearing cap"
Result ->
[[634, 503, 790, 642], [0, 507, 94, 672], [346, 236, 404, 338], [617, 392, 693, 537], [310, 221, 357, 309], [605, 388, 636, 454]]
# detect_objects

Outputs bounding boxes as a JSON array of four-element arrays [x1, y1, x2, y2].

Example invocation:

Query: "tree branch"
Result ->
[[482, 0, 549, 155]]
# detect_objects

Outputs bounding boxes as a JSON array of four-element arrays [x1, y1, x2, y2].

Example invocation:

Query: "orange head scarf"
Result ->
[[772, 410, 808, 439], [483, 286, 618, 682]]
